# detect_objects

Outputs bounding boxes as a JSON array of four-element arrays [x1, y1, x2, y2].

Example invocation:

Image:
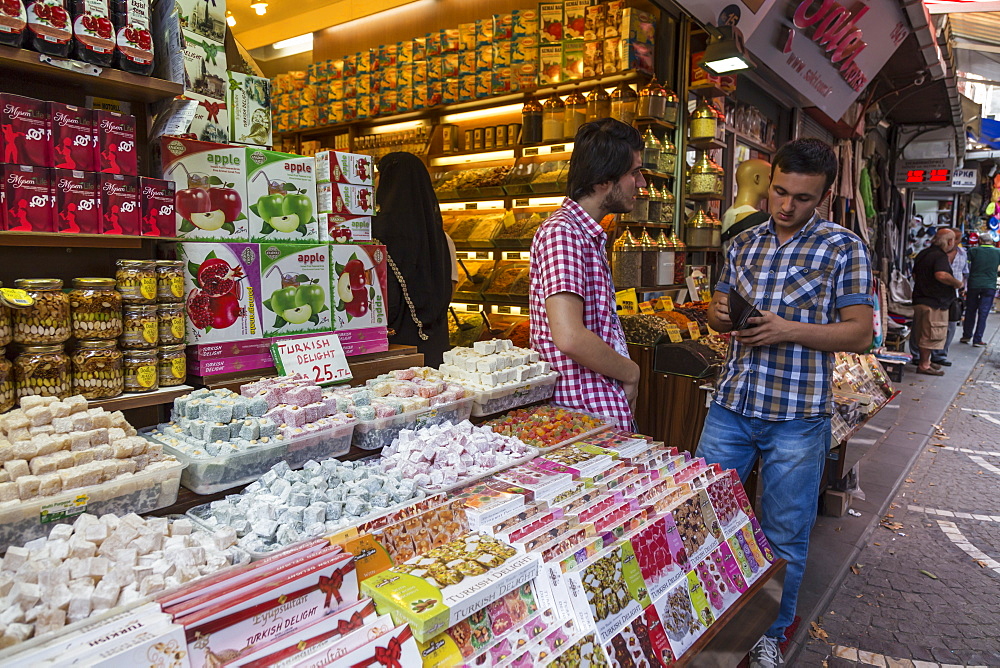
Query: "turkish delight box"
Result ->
[[652, 574, 710, 659], [98, 173, 139, 235], [95, 110, 137, 176], [329, 244, 388, 354], [0, 93, 50, 167], [227, 71, 273, 148], [317, 182, 375, 217], [160, 137, 250, 242], [361, 532, 539, 642], [184, 92, 231, 144], [696, 542, 747, 617], [605, 607, 675, 668], [321, 623, 420, 668], [314, 150, 374, 186], [177, 0, 225, 42], [246, 149, 319, 243], [139, 177, 176, 237], [259, 242, 333, 337], [177, 242, 263, 345], [563, 540, 651, 643], [322, 212, 372, 244], [627, 513, 690, 601], [257, 614, 396, 667], [182, 28, 228, 100], [49, 102, 95, 171]]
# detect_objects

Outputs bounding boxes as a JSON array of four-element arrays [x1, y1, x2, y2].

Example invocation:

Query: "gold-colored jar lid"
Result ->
[[614, 228, 641, 250], [639, 79, 667, 98], [691, 100, 723, 120], [543, 95, 565, 109], [158, 344, 186, 353], [72, 278, 117, 289], [638, 229, 658, 248], [124, 349, 157, 360], [117, 259, 156, 267], [586, 87, 610, 101], [655, 230, 673, 247], [522, 97, 543, 112], [124, 304, 158, 314], [691, 153, 724, 175], [688, 208, 716, 228], [20, 344, 65, 353], [15, 278, 63, 290], [610, 83, 638, 100], [155, 260, 184, 267], [77, 340, 119, 350], [564, 90, 586, 106]]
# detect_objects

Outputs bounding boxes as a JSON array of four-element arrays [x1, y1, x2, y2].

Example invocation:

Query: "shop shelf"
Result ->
[[640, 169, 674, 180], [0, 231, 183, 249], [685, 193, 724, 202], [690, 83, 731, 98], [688, 137, 727, 151], [0, 46, 182, 103], [87, 385, 195, 412], [635, 117, 677, 131]]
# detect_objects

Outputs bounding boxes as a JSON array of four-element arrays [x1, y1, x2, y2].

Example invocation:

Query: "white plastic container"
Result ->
[[470, 372, 559, 417], [352, 395, 474, 451]]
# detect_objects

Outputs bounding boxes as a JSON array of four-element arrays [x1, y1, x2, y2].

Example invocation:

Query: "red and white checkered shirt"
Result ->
[[529, 197, 633, 429]]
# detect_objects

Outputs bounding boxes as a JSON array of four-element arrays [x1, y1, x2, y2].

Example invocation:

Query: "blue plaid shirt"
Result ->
[[715, 215, 874, 420]]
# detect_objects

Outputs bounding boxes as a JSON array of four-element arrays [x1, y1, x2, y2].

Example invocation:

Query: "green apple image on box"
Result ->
[[246, 148, 320, 243], [260, 243, 332, 336]]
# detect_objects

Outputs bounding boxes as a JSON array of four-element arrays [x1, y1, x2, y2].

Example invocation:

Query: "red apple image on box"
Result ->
[[53, 169, 99, 233], [95, 109, 137, 176], [1, 94, 51, 167], [160, 137, 249, 242], [48, 102, 95, 171], [1, 165, 53, 232], [99, 173, 138, 235], [321, 212, 371, 243], [138, 176, 175, 236]]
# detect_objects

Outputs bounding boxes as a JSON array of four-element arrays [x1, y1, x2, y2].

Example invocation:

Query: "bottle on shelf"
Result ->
[[586, 87, 611, 123], [71, 0, 115, 67], [563, 90, 586, 141], [641, 128, 661, 171], [610, 82, 638, 125], [25, 0, 73, 57], [521, 97, 543, 146], [542, 95, 565, 143]]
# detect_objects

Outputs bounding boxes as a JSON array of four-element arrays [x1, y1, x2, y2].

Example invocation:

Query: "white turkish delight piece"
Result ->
[[83, 523, 108, 545], [4, 459, 29, 481], [34, 606, 66, 636], [11, 582, 40, 608], [139, 573, 165, 597], [170, 518, 193, 536]]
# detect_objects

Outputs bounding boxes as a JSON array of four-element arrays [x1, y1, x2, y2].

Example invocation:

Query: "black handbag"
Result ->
[[949, 298, 963, 322]]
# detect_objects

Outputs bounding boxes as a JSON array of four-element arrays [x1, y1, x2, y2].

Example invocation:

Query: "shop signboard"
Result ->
[[893, 158, 977, 190]]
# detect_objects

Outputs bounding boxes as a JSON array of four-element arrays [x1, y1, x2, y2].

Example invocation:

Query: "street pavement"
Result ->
[[797, 321, 1000, 667]]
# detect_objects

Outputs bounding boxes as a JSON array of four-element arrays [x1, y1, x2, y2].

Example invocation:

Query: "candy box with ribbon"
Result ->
[[361, 532, 540, 642], [266, 614, 397, 668], [321, 622, 420, 668], [181, 552, 359, 666]]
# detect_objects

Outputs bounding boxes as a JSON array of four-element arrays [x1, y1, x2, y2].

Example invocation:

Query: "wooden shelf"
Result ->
[[0, 231, 181, 249], [728, 128, 777, 155], [0, 46, 182, 103], [640, 168, 674, 180], [689, 84, 731, 98], [90, 385, 194, 412], [688, 137, 727, 151], [685, 193, 723, 202], [684, 246, 723, 252], [635, 117, 677, 131], [618, 221, 676, 229]]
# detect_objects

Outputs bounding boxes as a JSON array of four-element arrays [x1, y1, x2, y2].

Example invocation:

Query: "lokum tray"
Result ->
[[353, 396, 473, 451], [416, 447, 540, 495], [469, 373, 558, 417]]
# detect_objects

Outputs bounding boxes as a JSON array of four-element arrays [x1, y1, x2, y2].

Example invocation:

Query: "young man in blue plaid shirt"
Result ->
[[697, 139, 874, 668]]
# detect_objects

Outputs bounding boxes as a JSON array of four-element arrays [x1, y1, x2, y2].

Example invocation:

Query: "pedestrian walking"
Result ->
[[912, 228, 963, 375], [961, 233, 1000, 347]]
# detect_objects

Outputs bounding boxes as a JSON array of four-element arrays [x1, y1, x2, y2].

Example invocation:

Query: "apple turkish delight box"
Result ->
[[246, 148, 319, 243], [317, 181, 375, 217], [259, 242, 333, 337], [361, 532, 540, 642], [177, 242, 263, 345], [329, 244, 388, 354], [322, 212, 372, 244], [0, 164, 52, 232], [315, 150, 374, 186], [161, 136, 250, 241], [227, 71, 272, 148]]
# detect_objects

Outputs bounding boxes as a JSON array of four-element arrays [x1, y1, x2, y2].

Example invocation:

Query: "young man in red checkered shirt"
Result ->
[[529, 118, 645, 429]]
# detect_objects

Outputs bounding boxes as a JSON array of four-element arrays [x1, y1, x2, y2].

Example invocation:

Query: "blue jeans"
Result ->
[[696, 402, 830, 641], [963, 288, 996, 344]]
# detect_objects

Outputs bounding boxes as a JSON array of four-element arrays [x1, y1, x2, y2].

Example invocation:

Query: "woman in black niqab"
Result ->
[[373, 152, 453, 366]]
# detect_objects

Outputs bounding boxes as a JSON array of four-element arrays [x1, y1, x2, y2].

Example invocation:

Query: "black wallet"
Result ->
[[728, 289, 762, 330]]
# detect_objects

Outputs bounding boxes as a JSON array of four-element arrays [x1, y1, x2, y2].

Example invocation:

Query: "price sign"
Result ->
[[271, 333, 352, 386], [464, 202, 478, 210], [660, 296, 674, 311], [666, 325, 683, 343], [476, 252, 490, 259], [687, 322, 700, 340], [549, 144, 566, 153], [514, 198, 530, 207], [616, 288, 638, 315], [496, 305, 512, 314], [639, 301, 655, 315]]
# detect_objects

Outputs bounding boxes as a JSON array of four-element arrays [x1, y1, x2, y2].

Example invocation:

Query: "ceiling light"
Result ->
[[251, 0, 267, 15], [699, 25, 752, 76], [441, 104, 525, 123], [272, 34, 313, 54], [226, 11, 235, 26]]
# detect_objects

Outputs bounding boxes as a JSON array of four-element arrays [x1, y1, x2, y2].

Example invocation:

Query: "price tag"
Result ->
[[550, 144, 566, 153], [660, 296, 674, 311], [271, 333, 352, 386], [476, 252, 490, 259], [464, 202, 478, 210], [666, 325, 683, 343], [523, 148, 539, 156], [687, 322, 700, 340], [639, 301, 655, 315], [496, 305, 512, 314], [707, 325, 718, 336], [41, 494, 88, 524], [616, 288, 638, 315], [465, 303, 479, 312], [514, 198, 529, 207], [505, 252, 525, 261]]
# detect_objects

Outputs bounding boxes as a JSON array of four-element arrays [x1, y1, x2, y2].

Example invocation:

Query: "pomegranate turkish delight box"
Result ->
[[0, 164, 52, 232], [314, 150, 374, 186], [328, 244, 388, 354], [53, 168, 100, 234], [245, 148, 319, 243], [259, 242, 333, 337], [0, 93, 50, 167], [160, 136, 250, 242], [177, 242, 263, 345]]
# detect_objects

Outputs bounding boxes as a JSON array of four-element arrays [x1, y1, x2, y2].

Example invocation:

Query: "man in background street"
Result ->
[[931, 227, 968, 366], [962, 233, 1000, 347], [912, 228, 963, 375]]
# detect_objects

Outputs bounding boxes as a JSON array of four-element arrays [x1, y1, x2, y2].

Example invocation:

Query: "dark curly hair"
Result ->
[[772, 138, 838, 191], [566, 118, 643, 201]]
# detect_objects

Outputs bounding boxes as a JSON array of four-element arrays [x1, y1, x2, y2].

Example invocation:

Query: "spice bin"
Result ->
[[14, 344, 71, 400], [686, 207, 721, 247], [542, 95, 565, 143], [586, 87, 611, 122], [563, 90, 587, 140], [688, 153, 725, 197], [611, 82, 638, 125], [690, 100, 725, 142], [13, 279, 71, 345], [71, 340, 124, 400], [639, 229, 660, 287], [68, 278, 123, 340], [612, 229, 642, 288]]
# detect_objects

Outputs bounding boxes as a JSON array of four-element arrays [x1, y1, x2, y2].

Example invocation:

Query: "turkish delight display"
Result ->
[[563, 541, 651, 643], [484, 404, 611, 451], [379, 421, 535, 493], [605, 606, 675, 668], [188, 458, 423, 556], [651, 576, 709, 659], [440, 340, 559, 417], [144, 378, 357, 493], [0, 512, 245, 650]]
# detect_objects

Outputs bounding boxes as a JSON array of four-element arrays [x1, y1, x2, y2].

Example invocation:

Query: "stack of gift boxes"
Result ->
[[271, 1, 656, 132]]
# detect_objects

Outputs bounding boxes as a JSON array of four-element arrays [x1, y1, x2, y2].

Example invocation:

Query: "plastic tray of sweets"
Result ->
[[144, 420, 356, 495], [470, 372, 558, 417], [0, 460, 185, 550], [415, 446, 540, 495], [353, 395, 474, 451], [485, 404, 614, 454]]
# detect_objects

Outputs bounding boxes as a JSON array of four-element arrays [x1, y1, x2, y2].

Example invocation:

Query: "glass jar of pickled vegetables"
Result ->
[[69, 278, 123, 340], [13, 279, 71, 345], [123, 349, 158, 393], [157, 303, 186, 345], [120, 304, 159, 350], [0, 350, 13, 412], [155, 260, 185, 303], [72, 340, 123, 400], [115, 259, 157, 304], [15, 344, 70, 400], [157, 344, 187, 387]]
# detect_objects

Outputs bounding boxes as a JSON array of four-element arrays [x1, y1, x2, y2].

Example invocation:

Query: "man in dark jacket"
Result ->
[[912, 228, 964, 375]]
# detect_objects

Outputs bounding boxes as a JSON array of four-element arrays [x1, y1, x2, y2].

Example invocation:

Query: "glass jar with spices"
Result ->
[[642, 129, 661, 171], [120, 304, 159, 350], [688, 153, 725, 196], [13, 279, 71, 345], [671, 233, 687, 285], [0, 351, 13, 412], [662, 86, 680, 124], [69, 278, 123, 340], [639, 229, 659, 287], [660, 187, 675, 225], [158, 344, 187, 387], [157, 303, 186, 345], [586, 87, 611, 122], [155, 260, 185, 303], [521, 98, 543, 145], [116, 259, 157, 304], [655, 231, 676, 286], [15, 344, 70, 400], [625, 186, 650, 222], [542, 95, 565, 143], [658, 138, 677, 174], [123, 349, 158, 393], [638, 79, 668, 120], [690, 100, 725, 141], [563, 90, 587, 140], [72, 340, 123, 400], [611, 229, 642, 289], [647, 183, 663, 223], [610, 82, 638, 125], [686, 207, 719, 247]]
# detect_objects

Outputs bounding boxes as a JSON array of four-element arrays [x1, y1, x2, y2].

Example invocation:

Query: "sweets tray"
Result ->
[[469, 373, 558, 417], [353, 395, 474, 451], [415, 446, 540, 495]]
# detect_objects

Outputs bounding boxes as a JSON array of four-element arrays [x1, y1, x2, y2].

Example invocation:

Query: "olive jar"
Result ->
[[72, 340, 124, 400], [15, 344, 71, 400], [13, 279, 71, 345], [69, 278, 124, 340]]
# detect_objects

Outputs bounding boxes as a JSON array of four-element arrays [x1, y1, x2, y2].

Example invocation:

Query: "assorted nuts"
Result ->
[[69, 278, 124, 340], [71, 340, 124, 400], [157, 303, 186, 345], [157, 344, 186, 387], [120, 304, 159, 350], [123, 349, 158, 393], [0, 280, 11, 347], [0, 350, 13, 412], [156, 260, 185, 303], [14, 344, 71, 400], [13, 279, 71, 345], [116, 259, 158, 304]]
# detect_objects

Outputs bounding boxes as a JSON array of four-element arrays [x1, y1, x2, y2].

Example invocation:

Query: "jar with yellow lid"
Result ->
[[15, 344, 70, 400], [639, 229, 660, 287], [115, 259, 157, 304], [688, 153, 725, 196], [155, 260, 185, 303], [610, 82, 638, 125], [564, 90, 587, 140], [157, 303, 186, 345], [690, 99, 725, 141], [586, 87, 611, 122], [72, 340, 123, 400], [542, 96, 565, 143], [158, 344, 187, 387], [123, 349, 158, 393], [69, 278, 123, 340], [637, 79, 668, 120], [13, 279, 71, 345], [120, 304, 159, 350], [612, 229, 642, 288], [0, 349, 13, 412]]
